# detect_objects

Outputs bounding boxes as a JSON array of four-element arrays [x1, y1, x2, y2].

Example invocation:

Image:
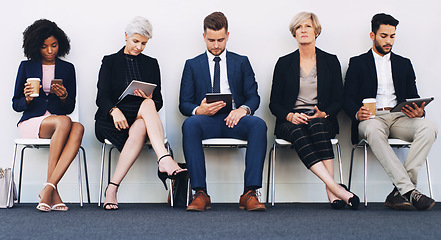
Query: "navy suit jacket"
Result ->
[[269, 48, 343, 135], [179, 51, 260, 116], [12, 58, 76, 125], [343, 50, 419, 144]]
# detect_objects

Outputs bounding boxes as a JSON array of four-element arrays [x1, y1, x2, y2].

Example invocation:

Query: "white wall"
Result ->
[[1, 0, 440, 203]]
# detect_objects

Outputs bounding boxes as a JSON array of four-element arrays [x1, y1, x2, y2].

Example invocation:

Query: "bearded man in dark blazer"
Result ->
[[344, 13, 437, 211]]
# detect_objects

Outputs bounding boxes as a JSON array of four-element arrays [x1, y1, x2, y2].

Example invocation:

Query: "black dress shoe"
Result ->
[[384, 187, 413, 210]]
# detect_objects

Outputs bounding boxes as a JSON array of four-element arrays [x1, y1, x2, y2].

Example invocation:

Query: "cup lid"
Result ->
[[362, 98, 376, 103]]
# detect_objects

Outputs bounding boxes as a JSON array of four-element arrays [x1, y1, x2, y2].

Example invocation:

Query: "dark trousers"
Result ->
[[275, 118, 334, 169], [182, 114, 267, 190]]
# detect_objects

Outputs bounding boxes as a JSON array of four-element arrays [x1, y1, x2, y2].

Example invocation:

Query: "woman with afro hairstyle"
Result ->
[[12, 19, 84, 212]]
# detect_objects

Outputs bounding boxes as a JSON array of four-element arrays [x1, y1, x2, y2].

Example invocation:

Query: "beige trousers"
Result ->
[[358, 111, 437, 195]]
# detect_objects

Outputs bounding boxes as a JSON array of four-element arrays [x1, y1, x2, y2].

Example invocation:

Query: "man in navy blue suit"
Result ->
[[344, 13, 437, 211], [179, 12, 267, 211]]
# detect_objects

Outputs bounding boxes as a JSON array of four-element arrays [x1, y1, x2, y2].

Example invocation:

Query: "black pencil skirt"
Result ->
[[95, 97, 145, 152]]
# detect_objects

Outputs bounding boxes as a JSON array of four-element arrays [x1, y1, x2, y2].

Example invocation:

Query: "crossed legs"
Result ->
[[37, 115, 84, 211], [104, 99, 184, 209], [359, 112, 437, 195], [275, 119, 353, 204]]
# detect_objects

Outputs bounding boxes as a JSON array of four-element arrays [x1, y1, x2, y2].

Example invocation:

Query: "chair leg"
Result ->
[[363, 144, 368, 207], [18, 146, 27, 204], [80, 146, 90, 204], [265, 147, 273, 204], [108, 147, 115, 185], [271, 143, 276, 207], [166, 142, 174, 207], [98, 142, 106, 207], [335, 142, 343, 184], [186, 178, 191, 207], [348, 146, 356, 191], [425, 158, 433, 198], [169, 179, 174, 207], [77, 151, 83, 207], [8, 144, 19, 208]]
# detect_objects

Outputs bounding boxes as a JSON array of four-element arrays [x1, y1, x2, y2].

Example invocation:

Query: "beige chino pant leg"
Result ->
[[389, 113, 437, 186], [358, 112, 414, 195]]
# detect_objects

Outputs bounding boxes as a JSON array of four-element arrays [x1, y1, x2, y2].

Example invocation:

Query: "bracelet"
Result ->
[[60, 91, 68, 99]]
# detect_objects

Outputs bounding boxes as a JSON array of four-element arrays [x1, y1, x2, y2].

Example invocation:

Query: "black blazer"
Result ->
[[269, 48, 344, 135], [343, 50, 419, 144], [95, 47, 163, 122]]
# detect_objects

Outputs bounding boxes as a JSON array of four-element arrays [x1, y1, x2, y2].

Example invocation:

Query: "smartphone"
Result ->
[[304, 110, 316, 116], [50, 79, 63, 93]]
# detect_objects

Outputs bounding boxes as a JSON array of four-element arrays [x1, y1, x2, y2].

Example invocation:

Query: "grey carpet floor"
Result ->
[[1, 203, 440, 240]]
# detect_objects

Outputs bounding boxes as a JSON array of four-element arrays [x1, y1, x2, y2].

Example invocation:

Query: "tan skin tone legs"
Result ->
[[37, 116, 84, 211], [103, 99, 185, 209], [309, 160, 353, 204]]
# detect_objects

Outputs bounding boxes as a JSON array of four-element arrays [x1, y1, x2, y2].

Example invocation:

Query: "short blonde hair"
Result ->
[[289, 12, 321, 38], [126, 16, 153, 39]]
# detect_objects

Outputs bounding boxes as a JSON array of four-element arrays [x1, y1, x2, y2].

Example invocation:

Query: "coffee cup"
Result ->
[[27, 78, 40, 97], [362, 98, 376, 118]]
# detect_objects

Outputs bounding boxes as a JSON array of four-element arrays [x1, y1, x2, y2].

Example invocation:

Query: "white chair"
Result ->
[[266, 138, 343, 206], [97, 109, 177, 207], [9, 105, 90, 207], [185, 138, 248, 206], [348, 138, 433, 207]]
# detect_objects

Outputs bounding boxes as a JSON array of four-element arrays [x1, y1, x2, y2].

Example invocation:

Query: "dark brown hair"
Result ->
[[203, 12, 228, 33]]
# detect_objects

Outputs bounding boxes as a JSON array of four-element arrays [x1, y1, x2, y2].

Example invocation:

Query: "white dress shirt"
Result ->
[[191, 50, 251, 115], [192, 50, 231, 115], [207, 50, 231, 94], [372, 49, 397, 108]]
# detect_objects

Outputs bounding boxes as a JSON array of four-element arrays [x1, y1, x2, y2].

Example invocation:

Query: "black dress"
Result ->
[[95, 48, 163, 151]]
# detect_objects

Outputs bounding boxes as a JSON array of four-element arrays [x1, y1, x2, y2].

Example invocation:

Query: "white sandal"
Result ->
[[51, 203, 68, 211], [36, 183, 56, 212]]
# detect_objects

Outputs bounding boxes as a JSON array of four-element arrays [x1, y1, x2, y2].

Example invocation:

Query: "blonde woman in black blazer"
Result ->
[[95, 17, 186, 210], [269, 12, 359, 210]]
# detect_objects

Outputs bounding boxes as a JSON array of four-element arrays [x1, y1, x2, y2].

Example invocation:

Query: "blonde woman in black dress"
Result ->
[[95, 17, 186, 210]]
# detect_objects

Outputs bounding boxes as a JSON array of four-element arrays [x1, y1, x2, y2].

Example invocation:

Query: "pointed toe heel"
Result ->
[[339, 183, 360, 210], [348, 194, 360, 210], [157, 154, 188, 190]]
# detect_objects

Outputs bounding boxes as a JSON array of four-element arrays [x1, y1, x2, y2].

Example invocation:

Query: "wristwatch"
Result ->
[[240, 105, 251, 115]]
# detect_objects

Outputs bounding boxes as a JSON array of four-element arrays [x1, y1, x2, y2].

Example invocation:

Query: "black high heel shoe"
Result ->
[[157, 154, 188, 190], [103, 181, 120, 210], [330, 199, 346, 209], [340, 184, 360, 210]]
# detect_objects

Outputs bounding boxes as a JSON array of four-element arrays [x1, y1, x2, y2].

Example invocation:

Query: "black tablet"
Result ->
[[206, 93, 233, 114], [390, 97, 434, 112]]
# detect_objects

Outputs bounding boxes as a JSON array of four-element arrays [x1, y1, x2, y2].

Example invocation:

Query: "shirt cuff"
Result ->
[[192, 106, 198, 116], [355, 111, 359, 121]]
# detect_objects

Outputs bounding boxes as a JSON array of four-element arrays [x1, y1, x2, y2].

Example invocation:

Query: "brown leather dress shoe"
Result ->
[[187, 190, 211, 211], [239, 190, 266, 211]]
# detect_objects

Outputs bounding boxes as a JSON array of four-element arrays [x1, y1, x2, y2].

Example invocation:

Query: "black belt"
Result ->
[[376, 107, 392, 111]]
